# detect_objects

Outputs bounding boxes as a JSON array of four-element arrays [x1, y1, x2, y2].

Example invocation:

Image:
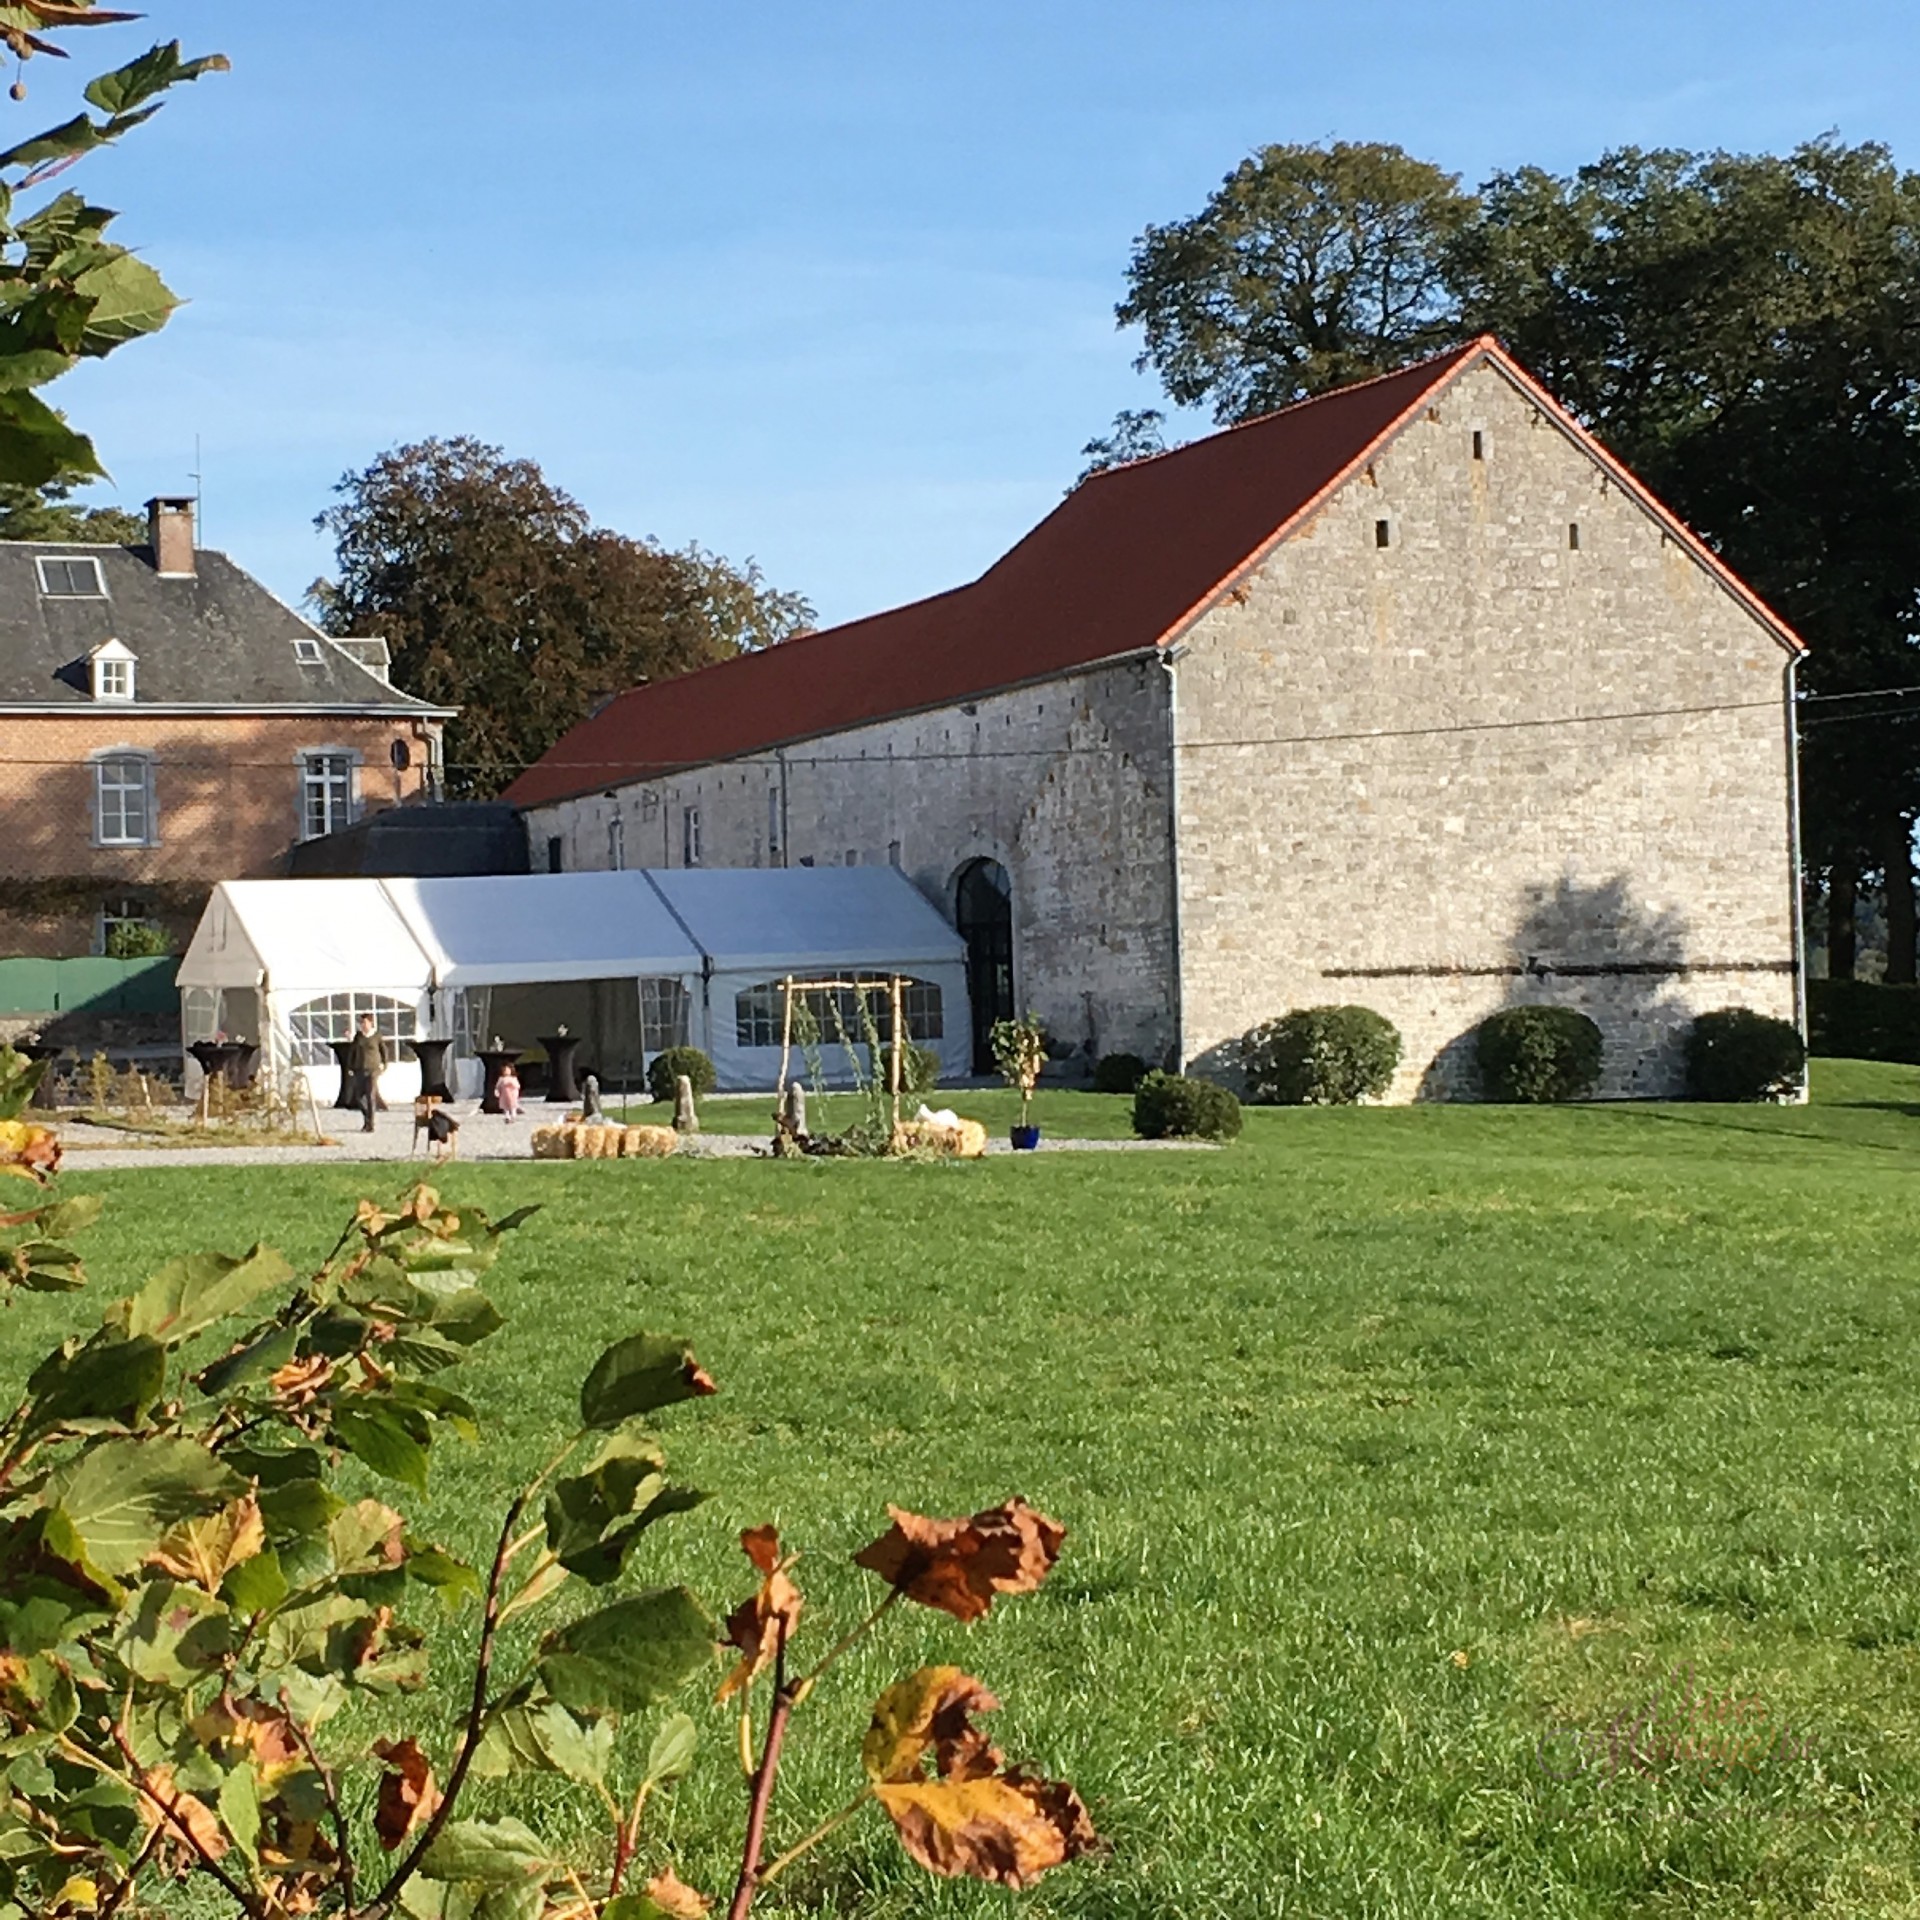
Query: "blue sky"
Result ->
[[34, 1, 1920, 629]]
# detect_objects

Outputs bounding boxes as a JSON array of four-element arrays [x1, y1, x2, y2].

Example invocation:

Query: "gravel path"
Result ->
[[56, 1106, 1212, 1170]]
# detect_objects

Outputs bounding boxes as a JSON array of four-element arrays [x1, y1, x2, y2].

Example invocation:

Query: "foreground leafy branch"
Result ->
[[0, 1046, 1097, 1917]]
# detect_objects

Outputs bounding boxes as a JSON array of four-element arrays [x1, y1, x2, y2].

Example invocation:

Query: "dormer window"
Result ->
[[89, 638, 137, 702], [293, 638, 324, 666], [38, 554, 107, 598]]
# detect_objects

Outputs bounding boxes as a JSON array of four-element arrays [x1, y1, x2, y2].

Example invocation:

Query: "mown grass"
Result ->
[[16, 1059, 1920, 1918]]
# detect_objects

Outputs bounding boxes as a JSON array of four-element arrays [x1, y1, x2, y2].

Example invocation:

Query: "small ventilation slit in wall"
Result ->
[[1471, 430, 1485, 461], [1374, 519, 1392, 549], [1568, 522, 1581, 551]]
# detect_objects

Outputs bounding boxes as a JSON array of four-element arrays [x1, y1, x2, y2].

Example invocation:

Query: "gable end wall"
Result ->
[[1173, 359, 1799, 1099]]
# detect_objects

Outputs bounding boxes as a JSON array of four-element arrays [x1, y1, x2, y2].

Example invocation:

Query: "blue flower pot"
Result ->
[[1010, 1124, 1041, 1151]]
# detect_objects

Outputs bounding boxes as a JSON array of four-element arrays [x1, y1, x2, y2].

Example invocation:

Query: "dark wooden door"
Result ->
[[955, 859, 1014, 1073]]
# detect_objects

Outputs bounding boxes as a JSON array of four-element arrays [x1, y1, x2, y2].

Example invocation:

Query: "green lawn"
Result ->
[[16, 1060, 1920, 1918]]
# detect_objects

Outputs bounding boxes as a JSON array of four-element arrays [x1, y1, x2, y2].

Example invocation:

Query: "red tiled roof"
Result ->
[[506, 338, 1803, 808]]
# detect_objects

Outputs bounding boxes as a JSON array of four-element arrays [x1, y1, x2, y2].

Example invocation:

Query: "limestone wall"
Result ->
[[1171, 358, 1799, 1099]]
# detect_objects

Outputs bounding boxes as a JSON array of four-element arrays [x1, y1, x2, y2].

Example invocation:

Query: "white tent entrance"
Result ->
[[176, 868, 971, 1100]]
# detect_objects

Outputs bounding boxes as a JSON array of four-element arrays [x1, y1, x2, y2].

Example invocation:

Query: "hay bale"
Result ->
[[891, 1117, 988, 1159], [620, 1124, 678, 1159], [576, 1124, 618, 1159], [531, 1124, 574, 1160]]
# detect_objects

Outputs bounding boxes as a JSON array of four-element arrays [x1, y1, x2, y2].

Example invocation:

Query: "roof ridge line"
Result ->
[[1081, 336, 1489, 484]]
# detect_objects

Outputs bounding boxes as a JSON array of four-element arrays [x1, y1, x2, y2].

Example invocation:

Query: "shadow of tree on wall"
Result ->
[[1415, 874, 1693, 1100]]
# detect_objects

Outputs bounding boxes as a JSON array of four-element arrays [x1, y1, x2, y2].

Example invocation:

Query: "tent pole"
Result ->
[[777, 975, 794, 1107]]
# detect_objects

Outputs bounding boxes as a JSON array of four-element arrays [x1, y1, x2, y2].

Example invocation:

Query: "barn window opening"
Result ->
[[607, 816, 625, 870], [547, 836, 564, 873], [1471, 430, 1485, 461], [1374, 519, 1392, 549], [1568, 522, 1581, 551]]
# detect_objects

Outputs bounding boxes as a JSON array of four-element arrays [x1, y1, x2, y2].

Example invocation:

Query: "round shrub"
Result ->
[[881, 1042, 940, 1094], [1242, 1006, 1401, 1105], [648, 1045, 716, 1104], [1092, 1051, 1149, 1095], [1475, 1005, 1604, 1103], [1132, 1070, 1243, 1141], [1684, 1007, 1806, 1102]]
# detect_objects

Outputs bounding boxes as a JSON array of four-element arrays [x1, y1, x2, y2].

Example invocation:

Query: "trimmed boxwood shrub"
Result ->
[[1475, 1005, 1603, 1103], [1685, 1007, 1806, 1102], [648, 1045, 716, 1104], [1242, 1006, 1401, 1105], [1092, 1051, 1149, 1095], [1132, 1071, 1243, 1141]]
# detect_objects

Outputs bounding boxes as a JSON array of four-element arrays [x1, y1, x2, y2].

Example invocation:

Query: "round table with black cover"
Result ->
[[540, 1033, 584, 1104], [478, 1048, 522, 1115], [328, 1040, 360, 1109], [14, 1040, 61, 1109], [408, 1037, 456, 1102], [188, 1040, 249, 1092]]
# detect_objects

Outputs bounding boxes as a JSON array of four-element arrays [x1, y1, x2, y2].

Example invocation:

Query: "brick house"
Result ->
[[507, 339, 1805, 1099], [0, 497, 453, 957]]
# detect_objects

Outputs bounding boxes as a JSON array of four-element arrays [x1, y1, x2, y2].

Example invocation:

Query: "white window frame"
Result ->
[[37, 553, 107, 598], [92, 750, 155, 848], [298, 748, 359, 841], [95, 895, 155, 955], [682, 805, 702, 867], [94, 656, 133, 700]]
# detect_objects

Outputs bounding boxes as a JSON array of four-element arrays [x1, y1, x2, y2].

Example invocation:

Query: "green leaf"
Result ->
[[113, 1578, 232, 1685], [536, 1587, 715, 1717], [406, 1544, 482, 1610], [195, 1322, 299, 1396], [32, 1194, 102, 1238], [23, 1330, 164, 1436], [472, 1700, 613, 1787], [330, 1402, 431, 1491], [111, 1245, 293, 1347], [220, 1547, 288, 1616], [646, 1711, 698, 1785], [84, 41, 231, 117], [217, 1761, 260, 1864], [44, 1436, 245, 1576], [579, 1333, 715, 1430], [0, 386, 98, 485], [418, 1815, 553, 1887], [0, 112, 106, 176]]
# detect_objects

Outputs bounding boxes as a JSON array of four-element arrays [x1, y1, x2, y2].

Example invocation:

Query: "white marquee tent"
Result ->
[[176, 868, 971, 1099]]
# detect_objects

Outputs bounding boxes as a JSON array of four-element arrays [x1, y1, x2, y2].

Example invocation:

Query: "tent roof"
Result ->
[[648, 867, 965, 974], [176, 879, 428, 997], [177, 869, 964, 998]]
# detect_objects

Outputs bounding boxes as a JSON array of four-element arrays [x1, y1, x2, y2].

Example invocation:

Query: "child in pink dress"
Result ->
[[495, 1062, 522, 1120]]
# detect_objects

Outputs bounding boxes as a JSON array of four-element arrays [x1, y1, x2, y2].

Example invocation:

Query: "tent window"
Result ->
[[640, 977, 690, 1053], [286, 991, 416, 1066], [734, 974, 943, 1050], [181, 986, 221, 1047]]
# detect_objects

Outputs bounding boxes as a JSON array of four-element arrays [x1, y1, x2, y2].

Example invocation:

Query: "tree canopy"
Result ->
[[0, 475, 143, 542], [313, 437, 814, 800], [1115, 135, 1920, 977]]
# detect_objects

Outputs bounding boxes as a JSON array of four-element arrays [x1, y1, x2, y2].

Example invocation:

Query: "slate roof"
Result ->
[[505, 337, 1804, 810], [0, 539, 449, 711], [285, 803, 530, 878]]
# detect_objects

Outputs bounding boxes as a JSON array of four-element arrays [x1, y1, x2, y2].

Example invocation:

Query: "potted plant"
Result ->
[[991, 1011, 1048, 1149]]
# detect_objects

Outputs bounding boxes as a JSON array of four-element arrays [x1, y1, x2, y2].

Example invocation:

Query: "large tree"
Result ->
[[0, 475, 143, 542], [1117, 140, 1476, 419], [1113, 136, 1920, 979], [313, 437, 813, 799]]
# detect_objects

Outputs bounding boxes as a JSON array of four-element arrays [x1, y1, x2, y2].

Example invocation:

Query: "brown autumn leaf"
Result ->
[[717, 1525, 802, 1702], [863, 1666, 1003, 1784], [190, 1696, 304, 1787], [852, 1499, 1065, 1622], [269, 1354, 333, 1408], [0, 1117, 60, 1185], [137, 1765, 229, 1872], [875, 1769, 1099, 1888], [643, 1866, 711, 1917], [149, 1495, 265, 1592], [372, 1736, 440, 1851]]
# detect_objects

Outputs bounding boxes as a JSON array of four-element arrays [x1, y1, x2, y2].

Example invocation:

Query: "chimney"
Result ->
[[146, 496, 195, 578]]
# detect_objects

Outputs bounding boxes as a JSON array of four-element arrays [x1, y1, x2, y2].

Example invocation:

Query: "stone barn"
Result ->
[[508, 338, 1804, 1099]]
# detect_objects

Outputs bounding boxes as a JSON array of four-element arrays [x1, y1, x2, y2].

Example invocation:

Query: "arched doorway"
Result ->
[[955, 858, 1014, 1073]]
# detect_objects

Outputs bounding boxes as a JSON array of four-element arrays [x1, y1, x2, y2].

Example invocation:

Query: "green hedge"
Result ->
[[1807, 979, 1920, 1064]]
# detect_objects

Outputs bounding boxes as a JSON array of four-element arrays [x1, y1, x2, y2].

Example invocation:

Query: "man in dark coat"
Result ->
[[345, 1013, 386, 1133]]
